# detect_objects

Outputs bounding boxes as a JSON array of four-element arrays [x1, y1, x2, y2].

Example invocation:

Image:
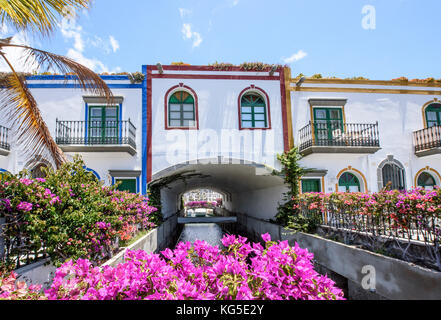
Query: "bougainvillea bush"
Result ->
[[297, 188, 441, 231], [0, 157, 158, 268], [295, 189, 441, 270], [185, 201, 217, 209], [0, 234, 345, 300]]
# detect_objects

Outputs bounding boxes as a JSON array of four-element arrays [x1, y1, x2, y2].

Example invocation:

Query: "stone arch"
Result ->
[[377, 155, 406, 190], [25, 157, 53, 179]]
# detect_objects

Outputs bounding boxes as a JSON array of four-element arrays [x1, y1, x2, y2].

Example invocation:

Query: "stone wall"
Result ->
[[235, 213, 441, 300]]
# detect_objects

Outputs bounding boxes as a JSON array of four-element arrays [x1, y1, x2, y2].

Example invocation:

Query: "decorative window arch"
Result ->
[[83, 167, 101, 180], [336, 166, 368, 192], [377, 156, 406, 191], [422, 99, 441, 128], [238, 86, 271, 130], [164, 84, 198, 130], [414, 167, 441, 190], [0, 168, 8, 181]]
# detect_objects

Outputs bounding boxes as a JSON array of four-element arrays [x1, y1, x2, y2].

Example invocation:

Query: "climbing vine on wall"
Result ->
[[272, 147, 315, 231]]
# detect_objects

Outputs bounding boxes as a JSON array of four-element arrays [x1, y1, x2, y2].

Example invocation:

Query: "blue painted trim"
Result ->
[[27, 75, 130, 81], [119, 103, 123, 144], [25, 83, 142, 89], [83, 166, 101, 180], [141, 65, 147, 195], [0, 168, 7, 173], [136, 176, 140, 194], [111, 177, 115, 185], [85, 103, 89, 144]]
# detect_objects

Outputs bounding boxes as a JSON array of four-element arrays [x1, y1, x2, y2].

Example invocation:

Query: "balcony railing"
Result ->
[[56, 120, 136, 153], [299, 121, 380, 154], [0, 125, 10, 153], [413, 126, 441, 156]]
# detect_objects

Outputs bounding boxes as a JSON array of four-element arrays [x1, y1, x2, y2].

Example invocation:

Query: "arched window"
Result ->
[[168, 90, 196, 128], [30, 163, 49, 179], [382, 163, 406, 190], [240, 93, 268, 129], [425, 103, 441, 128], [338, 172, 361, 192], [417, 172, 437, 190]]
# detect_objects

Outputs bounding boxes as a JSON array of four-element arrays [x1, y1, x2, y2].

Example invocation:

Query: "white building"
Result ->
[[0, 65, 440, 221]]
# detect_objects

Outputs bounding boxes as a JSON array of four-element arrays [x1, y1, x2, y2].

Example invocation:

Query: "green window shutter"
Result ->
[[241, 93, 268, 128], [88, 106, 119, 143], [425, 103, 441, 128], [168, 91, 195, 127], [313, 107, 344, 142], [417, 172, 436, 189], [301, 179, 321, 193], [116, 179, 137, 194], [338, 172, 361, 192]]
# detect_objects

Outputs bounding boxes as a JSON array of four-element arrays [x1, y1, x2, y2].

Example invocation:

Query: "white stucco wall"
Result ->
[[3, 79, 143, 188], [150, 75, 285, 176], [291, 90, 441, 192]]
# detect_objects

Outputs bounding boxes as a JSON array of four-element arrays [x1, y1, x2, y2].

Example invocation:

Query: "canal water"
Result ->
[[176, 223, 226, 248]]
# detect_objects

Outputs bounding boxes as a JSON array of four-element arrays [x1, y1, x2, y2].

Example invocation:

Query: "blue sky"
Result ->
[[1, 0, 440, 80]]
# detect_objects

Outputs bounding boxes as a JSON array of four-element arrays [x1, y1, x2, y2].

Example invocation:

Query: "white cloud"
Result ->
[[181, 23, 203, 48], [66, 48, 121, 73], [109, 36, 119, 53], [283, 50, 308, 64], [59, 16, 121, 72], [179, 8, 192, 18], [0, 32, 39, 72]]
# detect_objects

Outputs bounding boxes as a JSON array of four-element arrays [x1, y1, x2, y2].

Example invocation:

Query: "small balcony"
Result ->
[[413, 126, 441, 157], [0, 125, 10, 156], [298, 121, 381, 156], [55, 120, 136, 155]]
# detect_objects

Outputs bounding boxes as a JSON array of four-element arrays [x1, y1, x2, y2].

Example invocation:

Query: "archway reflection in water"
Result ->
[[177, 223, 226, 248]]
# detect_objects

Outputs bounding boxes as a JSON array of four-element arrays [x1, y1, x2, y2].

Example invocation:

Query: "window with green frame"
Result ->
[[417, 172, 437, 190], [338, 172, 361, 192], [301, 179, 321, 193], [425, 103, 441, 128], [168, 91, 196, 128], [88, 105, 119, 143], [240, 93, 268, 128], [116, 178, 137, 194], [313, 107, 344, 142]]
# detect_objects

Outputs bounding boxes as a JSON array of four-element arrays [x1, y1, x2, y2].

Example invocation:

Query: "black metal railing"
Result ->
[[55, 119, 136, 149], [299, 121, 380, 151], [0, 125, 10, 150], [413, 126, 441, 153], [299, 202, 441, 270]]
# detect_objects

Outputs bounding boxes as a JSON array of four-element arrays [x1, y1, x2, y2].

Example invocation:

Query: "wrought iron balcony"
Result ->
[[298, 121, 381, 156], [55, 119, 136, 155], [0, 125, 10, 156], [413, 126, 441, 157]]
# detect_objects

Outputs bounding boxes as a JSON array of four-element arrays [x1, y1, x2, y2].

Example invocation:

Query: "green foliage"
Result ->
[[273, 147, 310, 226], [128, 72, 145, 83], [0, 155, 157, 267]]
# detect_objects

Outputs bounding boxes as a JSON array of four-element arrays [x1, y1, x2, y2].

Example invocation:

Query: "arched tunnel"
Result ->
[[150, 158, 288, 246]]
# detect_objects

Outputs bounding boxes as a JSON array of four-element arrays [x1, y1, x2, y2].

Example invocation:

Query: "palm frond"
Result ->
[[0, 58, 66, 168], [0, 0, 90, 36], [0, 39, 114, 101], [0, 39, 114, 168]]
